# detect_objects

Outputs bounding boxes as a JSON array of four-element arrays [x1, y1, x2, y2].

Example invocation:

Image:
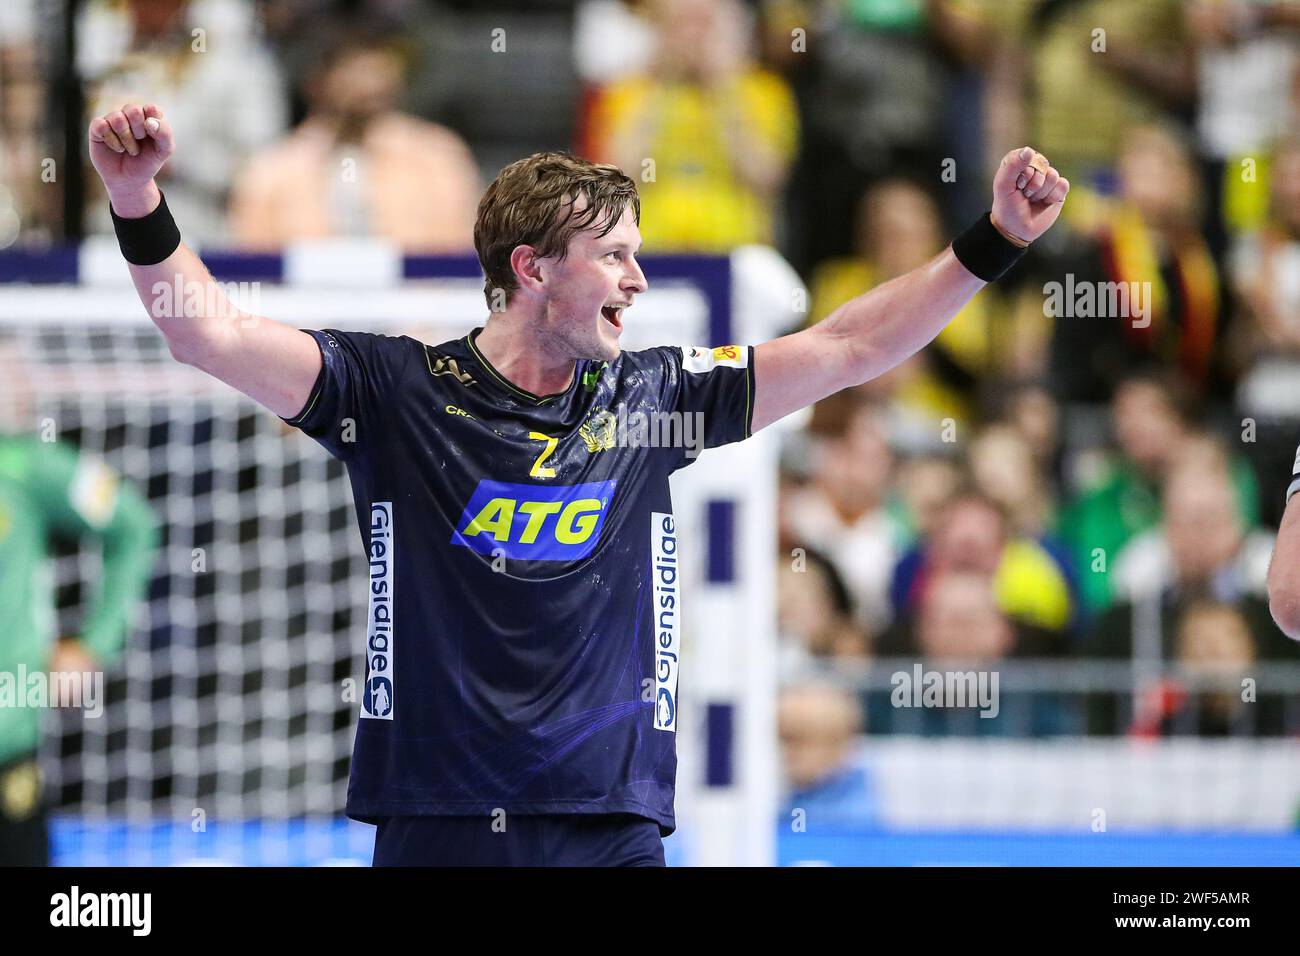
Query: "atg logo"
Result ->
[[451, 479, 617, 561]]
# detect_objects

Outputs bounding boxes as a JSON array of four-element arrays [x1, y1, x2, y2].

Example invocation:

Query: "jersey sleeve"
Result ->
[[1288, 441, 1300, 505], [282, 329, 415, 461], [647, 344, 755, 466]]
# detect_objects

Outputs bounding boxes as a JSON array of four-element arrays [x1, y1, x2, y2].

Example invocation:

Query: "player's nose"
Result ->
[[623, 257, 647, 295]]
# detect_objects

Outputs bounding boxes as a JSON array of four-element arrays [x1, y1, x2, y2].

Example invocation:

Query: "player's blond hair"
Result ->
[[474, 152, 640, 308]]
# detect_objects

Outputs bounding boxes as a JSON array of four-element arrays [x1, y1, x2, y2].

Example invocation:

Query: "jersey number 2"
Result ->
[[528, 432, 558, 478]]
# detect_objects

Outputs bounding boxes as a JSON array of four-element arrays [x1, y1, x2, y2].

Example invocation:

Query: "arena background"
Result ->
[[2, 0, 1300, 866]]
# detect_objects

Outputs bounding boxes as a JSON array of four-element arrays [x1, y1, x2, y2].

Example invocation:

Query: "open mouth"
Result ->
[[601, 305, 625, 331]]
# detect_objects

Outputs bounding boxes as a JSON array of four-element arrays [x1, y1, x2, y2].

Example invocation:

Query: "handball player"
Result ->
[[89, 102, 1068, 865], [1268, 444, 1300, 640]]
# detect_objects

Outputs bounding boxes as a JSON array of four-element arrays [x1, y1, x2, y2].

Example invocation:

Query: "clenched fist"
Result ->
[[989, 146, 1070, 246], [88, 103, 175, 215]]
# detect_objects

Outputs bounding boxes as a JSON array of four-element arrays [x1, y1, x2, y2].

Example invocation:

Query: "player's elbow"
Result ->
[[164, 334, 218, 371], [162, 323, 233, 372], [163, 333, 197, 366]]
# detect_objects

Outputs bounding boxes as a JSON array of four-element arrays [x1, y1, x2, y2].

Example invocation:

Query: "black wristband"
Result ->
[[109, 190, 181, 265], [951, 211, 1028, 283]]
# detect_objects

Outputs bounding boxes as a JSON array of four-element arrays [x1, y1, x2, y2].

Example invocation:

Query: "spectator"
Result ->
[[0, 0, 48, 245], [1088, 592, 1298, 734], [587, 0, 799, 251], [573, 1, 656, 87], [80, 0, 288, 246], [1188, 0, 1300, 258], [783, 0, 946, 272], [914, 570, 1016, 661], [925, 0, 1014, 228], [986, 380, 1064, 488], [229, 22, 480, 253], [1230, 134, 1300, 520], [776, 546, 869, 675], [1128, 600, 1269, 737], [873, 571, 1071, 736], [969, 423, 1080, 615], [1057, 373, 1259, 613], [1112, 443, 1274, 603], [572, 0, 657, 161], [985, 0, 1192, 186], [890, 557, 1065, 660], [1084, 451, 1299, 735], [783, 400, 909, 634], [807, 179, 1029, 445], [893, 452, 961, 544], [1048, 125, 1223, 401], [258, 1, 433, 125], [891, 489, 1075, 637], [778, 682, 878, 828], [968, 423, 1056, 540]]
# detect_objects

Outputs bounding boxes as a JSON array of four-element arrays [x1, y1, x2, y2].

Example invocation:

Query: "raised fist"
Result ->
[[989, 146, 1070, 246], [88, 104, 175, 198]]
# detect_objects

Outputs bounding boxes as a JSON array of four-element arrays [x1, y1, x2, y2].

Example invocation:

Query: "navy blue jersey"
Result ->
[[1289, 441, 1300, 504], [283, 327, 755, 834]]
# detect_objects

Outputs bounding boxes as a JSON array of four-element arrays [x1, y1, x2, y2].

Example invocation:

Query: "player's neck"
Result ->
[[475, 314, 576, 397]]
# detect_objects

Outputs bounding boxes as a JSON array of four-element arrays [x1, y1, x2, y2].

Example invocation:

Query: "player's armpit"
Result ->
[[176, 314, 324, 420]]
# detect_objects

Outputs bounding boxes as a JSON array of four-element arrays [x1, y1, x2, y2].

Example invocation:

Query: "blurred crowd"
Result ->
[[5, 0, 1300, 806]]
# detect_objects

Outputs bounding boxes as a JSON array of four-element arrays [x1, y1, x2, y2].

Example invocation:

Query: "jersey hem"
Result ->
[[345, 796, 676, 837]]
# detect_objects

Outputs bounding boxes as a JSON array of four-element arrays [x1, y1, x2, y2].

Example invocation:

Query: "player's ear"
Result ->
[[509, 245, 546, 298]]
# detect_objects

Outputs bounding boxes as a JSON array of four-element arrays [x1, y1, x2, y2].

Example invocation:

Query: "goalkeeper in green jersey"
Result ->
[[0, 433, 157, 865]]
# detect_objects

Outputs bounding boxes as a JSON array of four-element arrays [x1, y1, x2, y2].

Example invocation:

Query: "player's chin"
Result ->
[[594, 322, 622, 360]]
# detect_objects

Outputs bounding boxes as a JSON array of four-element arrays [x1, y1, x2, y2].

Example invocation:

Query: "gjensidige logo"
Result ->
[[362, 502, 395, 720], [651, 512, 680, 732]]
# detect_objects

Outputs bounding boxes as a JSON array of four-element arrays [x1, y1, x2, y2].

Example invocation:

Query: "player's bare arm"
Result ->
[[750, 147, 1069, 432], [88, 103, 322, 419], [1267, 476, 1300, 641]]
